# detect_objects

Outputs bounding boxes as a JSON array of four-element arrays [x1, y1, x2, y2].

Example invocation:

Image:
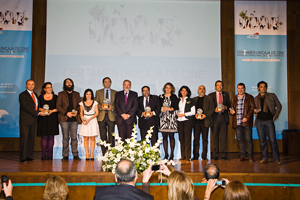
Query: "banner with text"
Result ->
[[0, 0, 33, 137], [235, 1, 287, 139]]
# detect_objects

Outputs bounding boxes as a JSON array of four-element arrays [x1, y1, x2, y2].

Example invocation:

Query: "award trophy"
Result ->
[[43, 104, 49, 114], [197, 108, 203, 119], [163, 102, 169, 108], [103, 98, 109, 109], [145, 106, 152, 116], [72, 109, 76, 115], [83, 117, 87, 123], [217, 104, 223, 111]]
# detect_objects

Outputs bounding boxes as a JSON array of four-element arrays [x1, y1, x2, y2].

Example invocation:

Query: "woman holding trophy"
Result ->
[[177, 86, 195, 162], [37, 82, 59, 160], [159, 82, 179, 160], [79, 89, 99, 160]]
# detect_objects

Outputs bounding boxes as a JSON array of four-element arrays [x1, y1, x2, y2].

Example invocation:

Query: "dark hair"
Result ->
[[178, 85, 191, 98], [103, 77, 111, 84], [123, 80, 131, 85], [83, 89, 94, 101], [237, 83, 245, 88], [163, 82, 175, 94], [115, 159, 136, 183], [63, 78, 74, 91], [204, 163, 220, 180], [215, 80, 223, 86], [141, 86, 150, 92], [257, 81, 268, 88], [41, 82, 54, 95]]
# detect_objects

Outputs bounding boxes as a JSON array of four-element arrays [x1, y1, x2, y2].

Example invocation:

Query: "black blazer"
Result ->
[[178, 97, 195, 121], [94, 184, 154, 200], [19, 90, 39, 125], [209, 91, 230, 124], [192, 95, 214, 127], [159, 93, 179, 111], [137, 95, 161, 129]]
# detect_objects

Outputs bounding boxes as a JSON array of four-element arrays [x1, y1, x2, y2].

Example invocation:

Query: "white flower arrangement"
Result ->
[[97, 125, 175, 174]]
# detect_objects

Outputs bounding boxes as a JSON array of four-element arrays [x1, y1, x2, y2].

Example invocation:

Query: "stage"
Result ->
[[0, 152, 300, 200]]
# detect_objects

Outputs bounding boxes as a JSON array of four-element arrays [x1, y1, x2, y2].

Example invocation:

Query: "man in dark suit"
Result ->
[[94, 159, 154, 200], [95, 77, 117, 155], [56, 78, 81, 161], [209, 80, 230, 161], [192, 85, 214, 161], [115, 80, 139, 141], [19, 80, 45, 162], [137, 86, 161, 146]]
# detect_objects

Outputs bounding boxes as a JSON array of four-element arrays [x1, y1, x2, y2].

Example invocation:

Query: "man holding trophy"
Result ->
[[192, 85, 214, 161], [137, 86, 161, 146], [95, 77, 117, 155], [209, 80, 230, 161]]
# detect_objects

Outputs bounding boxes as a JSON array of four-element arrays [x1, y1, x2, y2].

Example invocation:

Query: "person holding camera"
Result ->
[[1, 178, 13, 200]]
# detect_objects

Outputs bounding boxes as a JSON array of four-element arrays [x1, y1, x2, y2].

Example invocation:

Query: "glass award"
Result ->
[[145, 106, 152, 116], [217, 104, 223, 111], [43, 104, 49, 114], [103, 98, 109, 109], [197, 108, 203, 119]]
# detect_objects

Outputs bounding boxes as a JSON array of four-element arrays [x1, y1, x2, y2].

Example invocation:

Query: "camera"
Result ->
[[216, 180, 226, 186], [151, 165, 160, 171], [1, 175, 9, 189]]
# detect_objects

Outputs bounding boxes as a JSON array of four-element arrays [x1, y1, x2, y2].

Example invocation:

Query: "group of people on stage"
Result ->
[[19, 77, 282, 165]]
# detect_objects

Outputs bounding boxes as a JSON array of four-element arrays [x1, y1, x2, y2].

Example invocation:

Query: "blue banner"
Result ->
[[235, 1, 287, 139], [0, 0, 33, 137]]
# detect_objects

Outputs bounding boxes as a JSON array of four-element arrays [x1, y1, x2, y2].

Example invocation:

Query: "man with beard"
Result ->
[[56, 78, 81, 160]]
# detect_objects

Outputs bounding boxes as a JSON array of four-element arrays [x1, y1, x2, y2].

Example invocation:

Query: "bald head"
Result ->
[[197, 85, 206, 97], [204, 163, 220, 180], [115, 159, 136, 184]]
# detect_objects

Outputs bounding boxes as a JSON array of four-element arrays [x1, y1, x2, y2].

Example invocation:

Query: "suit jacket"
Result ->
[[230, 93, 255, 128], [209, 91, 230, 124], [254, 92, 282, 121], [137, 95, 161, 129], [94, 184, 154, 200], [95, 88, 117, 121], [192, 95, 214, 127], [56, 90, 81, 123], [19, 90, 39, 125], [115, 90, 139, 125]]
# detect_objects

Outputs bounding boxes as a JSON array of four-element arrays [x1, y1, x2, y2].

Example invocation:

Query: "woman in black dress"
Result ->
[[37, 82, 59, 160], [159, 82, 179, 160]]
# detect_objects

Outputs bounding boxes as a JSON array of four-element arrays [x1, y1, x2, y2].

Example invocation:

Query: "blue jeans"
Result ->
[[256, 119, 280, 161], [235, 126, 253, 158], [60, 121, 78, 157]]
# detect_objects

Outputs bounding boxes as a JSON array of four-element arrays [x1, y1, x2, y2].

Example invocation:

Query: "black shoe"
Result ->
[[222, 157, 230, 161], [86, 158, 90, 161], [20, 159, 27, 162], [62, 156, 68, 161], [212, 157, 219, 161], [74, 156, 81, 161], [91, 158, 94, 161], [42, 158, 46, 161], [26, 158, 34, 161], [202, 158, 209, 161], [191, 157, 198, 161]]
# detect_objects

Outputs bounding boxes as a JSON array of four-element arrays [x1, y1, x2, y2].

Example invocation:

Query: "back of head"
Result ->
[[115, 159, 136, 184], [204, 163, 220, 180], [223, 180, 251, 200], [43, 176, 69, 200], [167, 171, 194, 200]]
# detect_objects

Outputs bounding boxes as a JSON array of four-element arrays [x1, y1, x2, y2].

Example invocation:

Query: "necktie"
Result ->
[[31, 92, 37, 111], [219, 92, 223, 105], [125, 92, 128, 104], [146, 97, 149, 107], [106, 89, 109, 99]]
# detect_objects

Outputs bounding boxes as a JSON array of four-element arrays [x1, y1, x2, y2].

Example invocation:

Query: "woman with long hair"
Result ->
[[43, 176, 69, 200], [79, 89, 99, 160]]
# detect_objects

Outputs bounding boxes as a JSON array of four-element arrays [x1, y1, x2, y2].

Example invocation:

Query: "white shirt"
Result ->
[[177, 97, 195, 121]]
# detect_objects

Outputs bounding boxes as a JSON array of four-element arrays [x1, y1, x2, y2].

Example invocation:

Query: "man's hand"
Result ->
[[254, 109, 261, 114], [73, 110, 78, 116], [229, 108, 235, 115], [122, 114, 130, 120], [204, 179, 218, 199], [241, 118, 248, 123], [106, 104, 112, 111], [215, 107, 221, 113], [142, 164, 154, 183], [220, 178, 230, 188], [67, 112, 73, 118], [2, 180, 13, 197]]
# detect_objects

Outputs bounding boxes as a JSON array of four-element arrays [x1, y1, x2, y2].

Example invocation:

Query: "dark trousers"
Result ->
[[117, 121, 134, 141], [256, 119, 280, 161], [140, 120, 158, 146], [60, 121, 78, 157], [178, 120, 193, 159], [193, 123, 209, 159], [98, 113, 115, 155], [235, 126, 253, 158], [212, 114, 228, 158], [19, 121, 37, 161]]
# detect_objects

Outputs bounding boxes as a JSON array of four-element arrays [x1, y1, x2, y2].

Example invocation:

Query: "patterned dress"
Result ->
[[159, 97, 178, 133]]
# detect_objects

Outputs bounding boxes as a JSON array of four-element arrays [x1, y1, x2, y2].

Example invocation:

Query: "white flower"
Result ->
[[145, 147, 150, 153], [125, 138, 131, 143], [138, 150, 143, 157]]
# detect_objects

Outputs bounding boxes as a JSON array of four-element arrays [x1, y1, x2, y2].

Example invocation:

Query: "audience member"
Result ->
[[1, 179, 13, 200], [223, 180, 251, 200], [93, 159, 154, 200], [43, 176, 69, 200]]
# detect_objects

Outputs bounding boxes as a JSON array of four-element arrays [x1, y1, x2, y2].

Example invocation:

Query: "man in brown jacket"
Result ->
[[56, 78, 81, 161], [230, 83, 255, 162]]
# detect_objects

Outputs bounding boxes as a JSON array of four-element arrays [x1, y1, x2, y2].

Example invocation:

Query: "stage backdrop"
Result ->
[[235, 1, 287, 139], [45, 0, 221, 159], [0, 0, 33, 137]]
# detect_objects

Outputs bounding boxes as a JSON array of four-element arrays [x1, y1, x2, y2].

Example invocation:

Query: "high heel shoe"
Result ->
[[169, 154, 174, 161], [91, 158, 94, 161], [86, 158, 90, 161], [164, 154, 169, 160]]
